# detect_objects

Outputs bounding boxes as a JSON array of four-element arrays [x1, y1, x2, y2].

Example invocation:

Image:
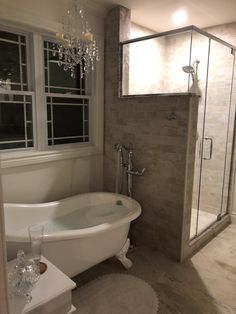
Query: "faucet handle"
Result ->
[[138, 168, 146, 176], [128, 168, 146, 176]]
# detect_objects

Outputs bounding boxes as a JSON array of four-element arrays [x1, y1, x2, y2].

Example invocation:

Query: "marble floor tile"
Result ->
[[72, 224, 236, 314]]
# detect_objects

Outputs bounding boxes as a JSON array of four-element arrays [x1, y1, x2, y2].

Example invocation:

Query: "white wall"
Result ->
[[1, 155, 103, 203], [0, 0, 105, 203], [0, 0, 105, 35]]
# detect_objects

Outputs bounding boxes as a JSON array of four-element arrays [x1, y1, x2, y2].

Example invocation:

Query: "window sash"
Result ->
[[0, 91, 36, 151]]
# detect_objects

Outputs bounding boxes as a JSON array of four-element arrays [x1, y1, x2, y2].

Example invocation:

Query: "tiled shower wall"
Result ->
[[104, 6, 199, 260]]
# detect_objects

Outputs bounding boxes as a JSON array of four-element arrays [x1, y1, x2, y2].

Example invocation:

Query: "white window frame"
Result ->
[[0, 23, 104, 168]]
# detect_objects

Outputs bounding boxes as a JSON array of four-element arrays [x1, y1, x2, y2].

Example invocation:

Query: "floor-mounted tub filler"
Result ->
[[4, 192, 141, 277]]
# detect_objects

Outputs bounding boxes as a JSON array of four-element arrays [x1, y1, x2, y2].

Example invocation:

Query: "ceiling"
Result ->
[[93, 0, 236, 32]]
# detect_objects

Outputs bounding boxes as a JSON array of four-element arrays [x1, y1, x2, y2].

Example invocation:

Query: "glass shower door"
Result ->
[[191, 40, 235, 239]]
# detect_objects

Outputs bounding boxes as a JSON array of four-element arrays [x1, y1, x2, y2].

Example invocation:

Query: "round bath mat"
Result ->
[[76, 273, 159, 314]]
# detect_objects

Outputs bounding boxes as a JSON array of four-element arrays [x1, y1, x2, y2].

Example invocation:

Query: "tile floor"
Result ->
[[72, 224, 236, 314]]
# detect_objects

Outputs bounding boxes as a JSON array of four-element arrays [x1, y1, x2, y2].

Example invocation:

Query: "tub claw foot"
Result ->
[[116, 238, 133, 270]]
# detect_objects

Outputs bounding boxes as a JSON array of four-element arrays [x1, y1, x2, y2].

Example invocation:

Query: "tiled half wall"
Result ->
[[104, 6, 199, 260]]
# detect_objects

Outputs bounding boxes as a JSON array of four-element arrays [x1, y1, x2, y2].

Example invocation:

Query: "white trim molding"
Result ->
[[0, 144, 102, 169]]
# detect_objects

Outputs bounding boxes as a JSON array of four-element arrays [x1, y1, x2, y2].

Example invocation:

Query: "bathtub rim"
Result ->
[[5, 192, 141, 243]]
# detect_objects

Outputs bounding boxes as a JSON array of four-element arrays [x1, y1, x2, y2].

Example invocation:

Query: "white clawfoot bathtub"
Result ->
[[4, 192, 141, 277]]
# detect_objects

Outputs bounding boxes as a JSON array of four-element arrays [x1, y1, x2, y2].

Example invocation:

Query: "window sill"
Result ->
[[0, 144, 103, 169]]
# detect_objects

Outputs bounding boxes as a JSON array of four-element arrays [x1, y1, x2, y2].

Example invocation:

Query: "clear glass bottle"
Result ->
[[8, 250, 40, 303]]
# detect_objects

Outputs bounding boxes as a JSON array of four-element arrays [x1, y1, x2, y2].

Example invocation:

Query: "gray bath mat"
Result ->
[[75, 273, 159, 314]]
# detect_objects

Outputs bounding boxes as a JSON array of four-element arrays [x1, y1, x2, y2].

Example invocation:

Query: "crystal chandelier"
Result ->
[[54, 0, 99, 78]]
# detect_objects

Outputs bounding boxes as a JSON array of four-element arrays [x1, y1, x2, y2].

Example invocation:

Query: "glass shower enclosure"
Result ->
[[120, 25, 236, 240], [190, 32, 236, 239]]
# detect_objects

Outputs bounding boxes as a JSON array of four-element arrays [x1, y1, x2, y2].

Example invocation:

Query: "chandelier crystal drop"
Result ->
[[53, 0, 99, 78]]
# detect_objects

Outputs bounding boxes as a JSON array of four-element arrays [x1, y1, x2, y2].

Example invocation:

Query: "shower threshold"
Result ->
[[190, 208, 217, 239]]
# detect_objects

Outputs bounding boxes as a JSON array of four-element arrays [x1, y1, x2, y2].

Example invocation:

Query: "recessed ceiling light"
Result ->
[[172, 10, 188, 25]]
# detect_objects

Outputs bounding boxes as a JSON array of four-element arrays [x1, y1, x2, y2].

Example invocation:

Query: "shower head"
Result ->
[[182, 65, 195, 74]]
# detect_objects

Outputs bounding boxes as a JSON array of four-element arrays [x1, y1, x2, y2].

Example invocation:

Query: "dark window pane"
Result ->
[[0, 103, 25, 141], [0, 94, 23, 102], [54, 138, 84, 145], [0, 30, 18, 42], [27, 140, 33, 147], [52, 97, 83, 104], [0, 142, 25, 150], [47, 95, 89, 146], [26, 124, 33, 140], [47, 105, 51, 120], [53, 105, 83, 137], [27, 123, 33, 140], [26, 96, 31, 103], [45, 69, 48, 86], [20, 36, 26, 44], [48, 61, 81, 89], [46, 42, 55, 50], [84, 121, 89, 136], [22, 66, 27, 84], [48, 87, 82, 94], [84, 106, 88, 120], [44, 40, 85, 94], [26, 103, 32, 121], [0, 40, 21, 83], [10, 84, 21, 90], [21, 45, 26, 64], [82, 74, 85, 91], [14, 95, 24, 102], [47, 122, 52, 138]]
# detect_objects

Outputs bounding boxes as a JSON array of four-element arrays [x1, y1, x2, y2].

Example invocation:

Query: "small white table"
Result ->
[[8, 256, 76, 314]]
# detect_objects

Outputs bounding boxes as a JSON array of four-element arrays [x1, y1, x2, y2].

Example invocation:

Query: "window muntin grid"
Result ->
[[0, 93, 33, 150], [0, 30, 28, 91], [44, 40, 86, 95], [47, 96, 89, 146]]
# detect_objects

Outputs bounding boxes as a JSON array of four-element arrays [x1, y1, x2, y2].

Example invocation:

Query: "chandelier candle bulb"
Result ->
[[84, 32, 93, 42], [56, 33, 64, 41]]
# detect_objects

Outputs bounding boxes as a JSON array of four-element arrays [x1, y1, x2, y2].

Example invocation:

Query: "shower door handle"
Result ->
[[203, 137, 213, 160]]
